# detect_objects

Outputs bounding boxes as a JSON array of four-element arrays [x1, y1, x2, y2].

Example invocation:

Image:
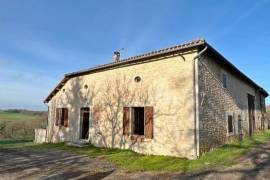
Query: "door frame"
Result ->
[[80, 107, 90, 140]]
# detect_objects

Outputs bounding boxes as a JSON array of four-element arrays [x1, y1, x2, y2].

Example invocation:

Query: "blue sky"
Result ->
[[0, 0, 269, 110]]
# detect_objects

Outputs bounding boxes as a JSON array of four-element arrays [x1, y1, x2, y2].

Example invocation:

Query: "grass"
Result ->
[[1, 129, 270, 172], [0, 112, 38, 121], [0, 139, 33, 148], [0, 111, 47, 139]]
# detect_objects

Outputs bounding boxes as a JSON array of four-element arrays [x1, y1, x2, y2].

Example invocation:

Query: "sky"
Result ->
[[0, 0, 269, 110]]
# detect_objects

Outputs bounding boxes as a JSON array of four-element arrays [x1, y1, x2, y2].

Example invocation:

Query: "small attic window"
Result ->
[[134, 76, 141, 83], [84, 84, 88, 89], [62, 88, 66, 92]]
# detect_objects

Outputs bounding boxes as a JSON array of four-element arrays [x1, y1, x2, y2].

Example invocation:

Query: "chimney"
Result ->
[[112, 51, 120, 63]]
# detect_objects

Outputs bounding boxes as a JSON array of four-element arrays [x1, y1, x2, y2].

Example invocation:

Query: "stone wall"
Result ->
[[198, 53, 266, 154]]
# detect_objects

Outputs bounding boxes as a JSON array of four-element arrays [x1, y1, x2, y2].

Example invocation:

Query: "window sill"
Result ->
[[56, 125, 68, 129], [130, 135, 145, 142], [227, 132, 234, 137], [129, 135, 153, 142]]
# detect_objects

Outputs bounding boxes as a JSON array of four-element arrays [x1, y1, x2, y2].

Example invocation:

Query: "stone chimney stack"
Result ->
[[112, 51, 120, 63]]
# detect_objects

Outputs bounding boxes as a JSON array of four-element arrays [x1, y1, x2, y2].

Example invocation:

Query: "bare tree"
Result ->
[[92, 74, 159, 148], [46, 73, 185, 154]]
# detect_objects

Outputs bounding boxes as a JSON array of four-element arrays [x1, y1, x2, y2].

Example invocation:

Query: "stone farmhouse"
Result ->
[[43, 39, 268, 159]]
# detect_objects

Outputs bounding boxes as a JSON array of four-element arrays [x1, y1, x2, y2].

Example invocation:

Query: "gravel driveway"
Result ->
[[0, 149, 115, 180], [1, 141, 270, 180]]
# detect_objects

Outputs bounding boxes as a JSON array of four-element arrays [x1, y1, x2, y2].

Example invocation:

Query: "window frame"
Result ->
[[130, 107, 145, 136], [227, 113, 234, 136], [80, 107, 91, 139], [55, 107, 69, 127], [222, 72, 228, 88], [80, 107, 92, 128], [123, 106, 154, 141]]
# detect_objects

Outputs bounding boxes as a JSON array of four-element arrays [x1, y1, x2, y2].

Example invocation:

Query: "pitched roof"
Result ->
[[44, 38, 268, 103], [65, 38, 205, 77]]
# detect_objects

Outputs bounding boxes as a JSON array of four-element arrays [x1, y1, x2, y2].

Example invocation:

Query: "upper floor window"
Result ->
[[260, 95, 266, 112], [134, 76, 141, 83], [222, 73, 227, 88]]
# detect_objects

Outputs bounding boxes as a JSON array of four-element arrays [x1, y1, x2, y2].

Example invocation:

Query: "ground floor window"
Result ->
[[123, 106, 154, 139], [227, 115, 233, 134], [132, 107, 145, 136], [55, 108, 68, 127]]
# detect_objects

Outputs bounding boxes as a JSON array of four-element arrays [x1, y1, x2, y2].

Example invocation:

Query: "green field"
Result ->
[[0, 111, 47, 140], [0, 112, 39, 121]]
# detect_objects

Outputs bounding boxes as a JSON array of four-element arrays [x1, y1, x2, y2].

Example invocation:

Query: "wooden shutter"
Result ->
[[59, 109, 63, 126], [145, 106, 154, 139], [63, 108, 69, 127], [123, 107, 130, 135], [55, 108, 60, 126]]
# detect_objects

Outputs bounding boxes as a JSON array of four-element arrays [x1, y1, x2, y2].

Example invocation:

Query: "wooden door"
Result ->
[[248, 94, 255, 136]]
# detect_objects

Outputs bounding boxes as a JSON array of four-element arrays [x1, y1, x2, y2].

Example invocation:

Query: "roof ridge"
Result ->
[[46, 38, 208, 102], [121, 38, 205, 61], [65, 38, 205, 77]]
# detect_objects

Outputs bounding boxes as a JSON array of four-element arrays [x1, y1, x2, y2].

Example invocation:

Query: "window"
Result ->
[[55, 108, 68, 127], [222, 73, 227, 88], [134, 76, 141, 83], [81, 107, 91, 127], [260, 95, 266, 112], [132, 107, 145, 135], [227, 115, 233, 134], [123, 106, 154, 139]]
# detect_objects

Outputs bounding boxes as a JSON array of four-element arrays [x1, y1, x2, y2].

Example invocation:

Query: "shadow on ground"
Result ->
[[0, 148, 115, 180]]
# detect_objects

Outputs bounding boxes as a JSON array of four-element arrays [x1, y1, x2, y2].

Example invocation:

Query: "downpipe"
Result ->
[[193, 46, 208, 158]]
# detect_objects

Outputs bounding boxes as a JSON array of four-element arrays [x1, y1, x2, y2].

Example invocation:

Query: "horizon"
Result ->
[[0, 1, 270, 110]]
